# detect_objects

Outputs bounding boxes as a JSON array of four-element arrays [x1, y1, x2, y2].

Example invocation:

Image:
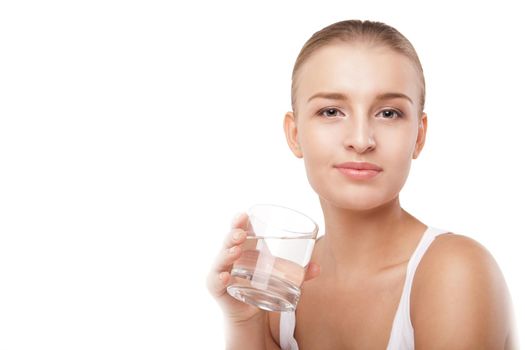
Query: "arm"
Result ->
[[411, 234, 516, 349], [225, 312, 280, 350]]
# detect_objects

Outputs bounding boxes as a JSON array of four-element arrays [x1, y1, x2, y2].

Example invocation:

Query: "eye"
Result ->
[[378, 108, 403, 119], [318, 108, 344, 118]]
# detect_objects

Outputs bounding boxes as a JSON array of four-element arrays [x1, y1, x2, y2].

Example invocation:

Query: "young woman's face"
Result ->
[[284, 43, 427, 211]]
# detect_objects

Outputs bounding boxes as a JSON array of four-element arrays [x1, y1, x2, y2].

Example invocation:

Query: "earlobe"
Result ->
[[283, 111, 303, 158]]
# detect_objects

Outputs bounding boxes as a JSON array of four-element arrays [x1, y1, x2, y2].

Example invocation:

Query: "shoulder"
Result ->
[[416, 233, 499, 279], [411, 233, 515, 348], [413, 233, 505, 297]]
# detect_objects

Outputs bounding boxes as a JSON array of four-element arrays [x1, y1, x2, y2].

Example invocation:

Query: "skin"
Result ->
[[256, 42, 518, 349]]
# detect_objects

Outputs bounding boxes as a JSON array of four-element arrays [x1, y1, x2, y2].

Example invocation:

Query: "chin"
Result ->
[[306, 170, 403, 211], [333, 198, 386, 212], [318, 186, 393, 212]]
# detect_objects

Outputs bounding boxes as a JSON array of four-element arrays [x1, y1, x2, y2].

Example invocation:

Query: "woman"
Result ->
[[207, 19, 517, 349]]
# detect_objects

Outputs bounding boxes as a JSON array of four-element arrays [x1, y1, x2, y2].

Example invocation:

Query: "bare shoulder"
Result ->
[[411, 233, 517, 349], [416, 233, 500, 279]]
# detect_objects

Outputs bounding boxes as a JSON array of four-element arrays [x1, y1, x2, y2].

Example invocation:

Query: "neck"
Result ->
[[317, 196, 418, 279]]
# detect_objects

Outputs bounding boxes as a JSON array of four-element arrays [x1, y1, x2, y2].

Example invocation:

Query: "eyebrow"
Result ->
[[307, 91, 414, 105]]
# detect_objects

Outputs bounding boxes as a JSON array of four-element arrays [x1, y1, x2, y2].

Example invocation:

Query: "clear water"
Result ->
[[226, 236, 315, 312], [227, 266, 301, 312]]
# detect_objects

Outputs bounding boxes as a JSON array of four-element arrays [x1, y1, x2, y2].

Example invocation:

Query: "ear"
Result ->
[[283, 111, 303, 158], [412, 113, 428, 159]]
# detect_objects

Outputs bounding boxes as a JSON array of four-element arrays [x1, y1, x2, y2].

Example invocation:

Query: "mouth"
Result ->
[[334, 162, 383, 180]]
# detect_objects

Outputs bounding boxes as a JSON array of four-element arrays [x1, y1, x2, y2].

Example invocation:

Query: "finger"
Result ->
[[223, 228, 247, 249], [231, 212, 249, 230], [213, 244, 242, 273], [304, 262, 321, 281], [206, 269, 231, 298]]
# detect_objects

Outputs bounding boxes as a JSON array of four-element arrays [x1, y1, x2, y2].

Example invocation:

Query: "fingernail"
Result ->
[[219, 272, 227, 281], [233, 230, 243, 241], [229, 246, 237, 254]]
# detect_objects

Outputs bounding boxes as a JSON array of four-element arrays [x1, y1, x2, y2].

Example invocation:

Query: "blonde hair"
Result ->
[[291, 19, 426, 116]]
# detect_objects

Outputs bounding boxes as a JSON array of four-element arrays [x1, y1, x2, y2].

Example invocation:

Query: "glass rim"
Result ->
[[247, 203, 319, 237]]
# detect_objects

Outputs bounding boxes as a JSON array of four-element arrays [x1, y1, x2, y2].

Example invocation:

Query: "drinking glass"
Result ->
[[226, 204, 318, 312]]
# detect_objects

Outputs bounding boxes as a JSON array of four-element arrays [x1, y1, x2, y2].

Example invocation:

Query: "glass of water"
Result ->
[[226, 204, 319, 312]]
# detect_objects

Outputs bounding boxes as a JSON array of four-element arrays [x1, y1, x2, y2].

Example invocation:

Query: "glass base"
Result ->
[[226, 267, 300, 312]]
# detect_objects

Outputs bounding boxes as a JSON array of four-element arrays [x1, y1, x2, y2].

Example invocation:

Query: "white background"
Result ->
[[1, 0, 523, 348]]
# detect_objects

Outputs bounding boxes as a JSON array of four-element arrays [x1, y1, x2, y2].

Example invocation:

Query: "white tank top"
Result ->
[[279, 226, 450, 350]]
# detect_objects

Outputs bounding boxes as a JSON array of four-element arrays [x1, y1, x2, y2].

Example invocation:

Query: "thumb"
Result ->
[[304, 262, 321, 281]]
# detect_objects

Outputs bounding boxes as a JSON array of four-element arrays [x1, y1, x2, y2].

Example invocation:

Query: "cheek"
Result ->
[[384, 138, 413, 167], [379, 125, 417, 159], [299, 127, 334, 161], [379, 128, 417, 189], [298, 127, 335, 187]]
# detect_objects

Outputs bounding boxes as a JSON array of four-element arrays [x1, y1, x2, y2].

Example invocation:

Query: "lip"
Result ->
[[334, 162, 382, 180], [334, 162, 383, 171]]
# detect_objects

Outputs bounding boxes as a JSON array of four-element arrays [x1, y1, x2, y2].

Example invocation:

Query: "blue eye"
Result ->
[[318, 108, 344, 118], [379, 109, 402, 119]]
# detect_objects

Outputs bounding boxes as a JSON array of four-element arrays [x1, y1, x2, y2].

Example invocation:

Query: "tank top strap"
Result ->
[[407, 226, 450, 274], [279, 311, 299, 350], [386, 226, 451, 350]]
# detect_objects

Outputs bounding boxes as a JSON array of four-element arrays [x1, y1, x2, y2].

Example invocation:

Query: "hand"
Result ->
[[206, 212, 321, 324]]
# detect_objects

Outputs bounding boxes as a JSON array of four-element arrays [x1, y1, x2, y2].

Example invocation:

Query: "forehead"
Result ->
[[295, 43, 420, 105]]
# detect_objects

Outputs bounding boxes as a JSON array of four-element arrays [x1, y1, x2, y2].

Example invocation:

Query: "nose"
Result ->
[[342, 116, 376, 153]]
